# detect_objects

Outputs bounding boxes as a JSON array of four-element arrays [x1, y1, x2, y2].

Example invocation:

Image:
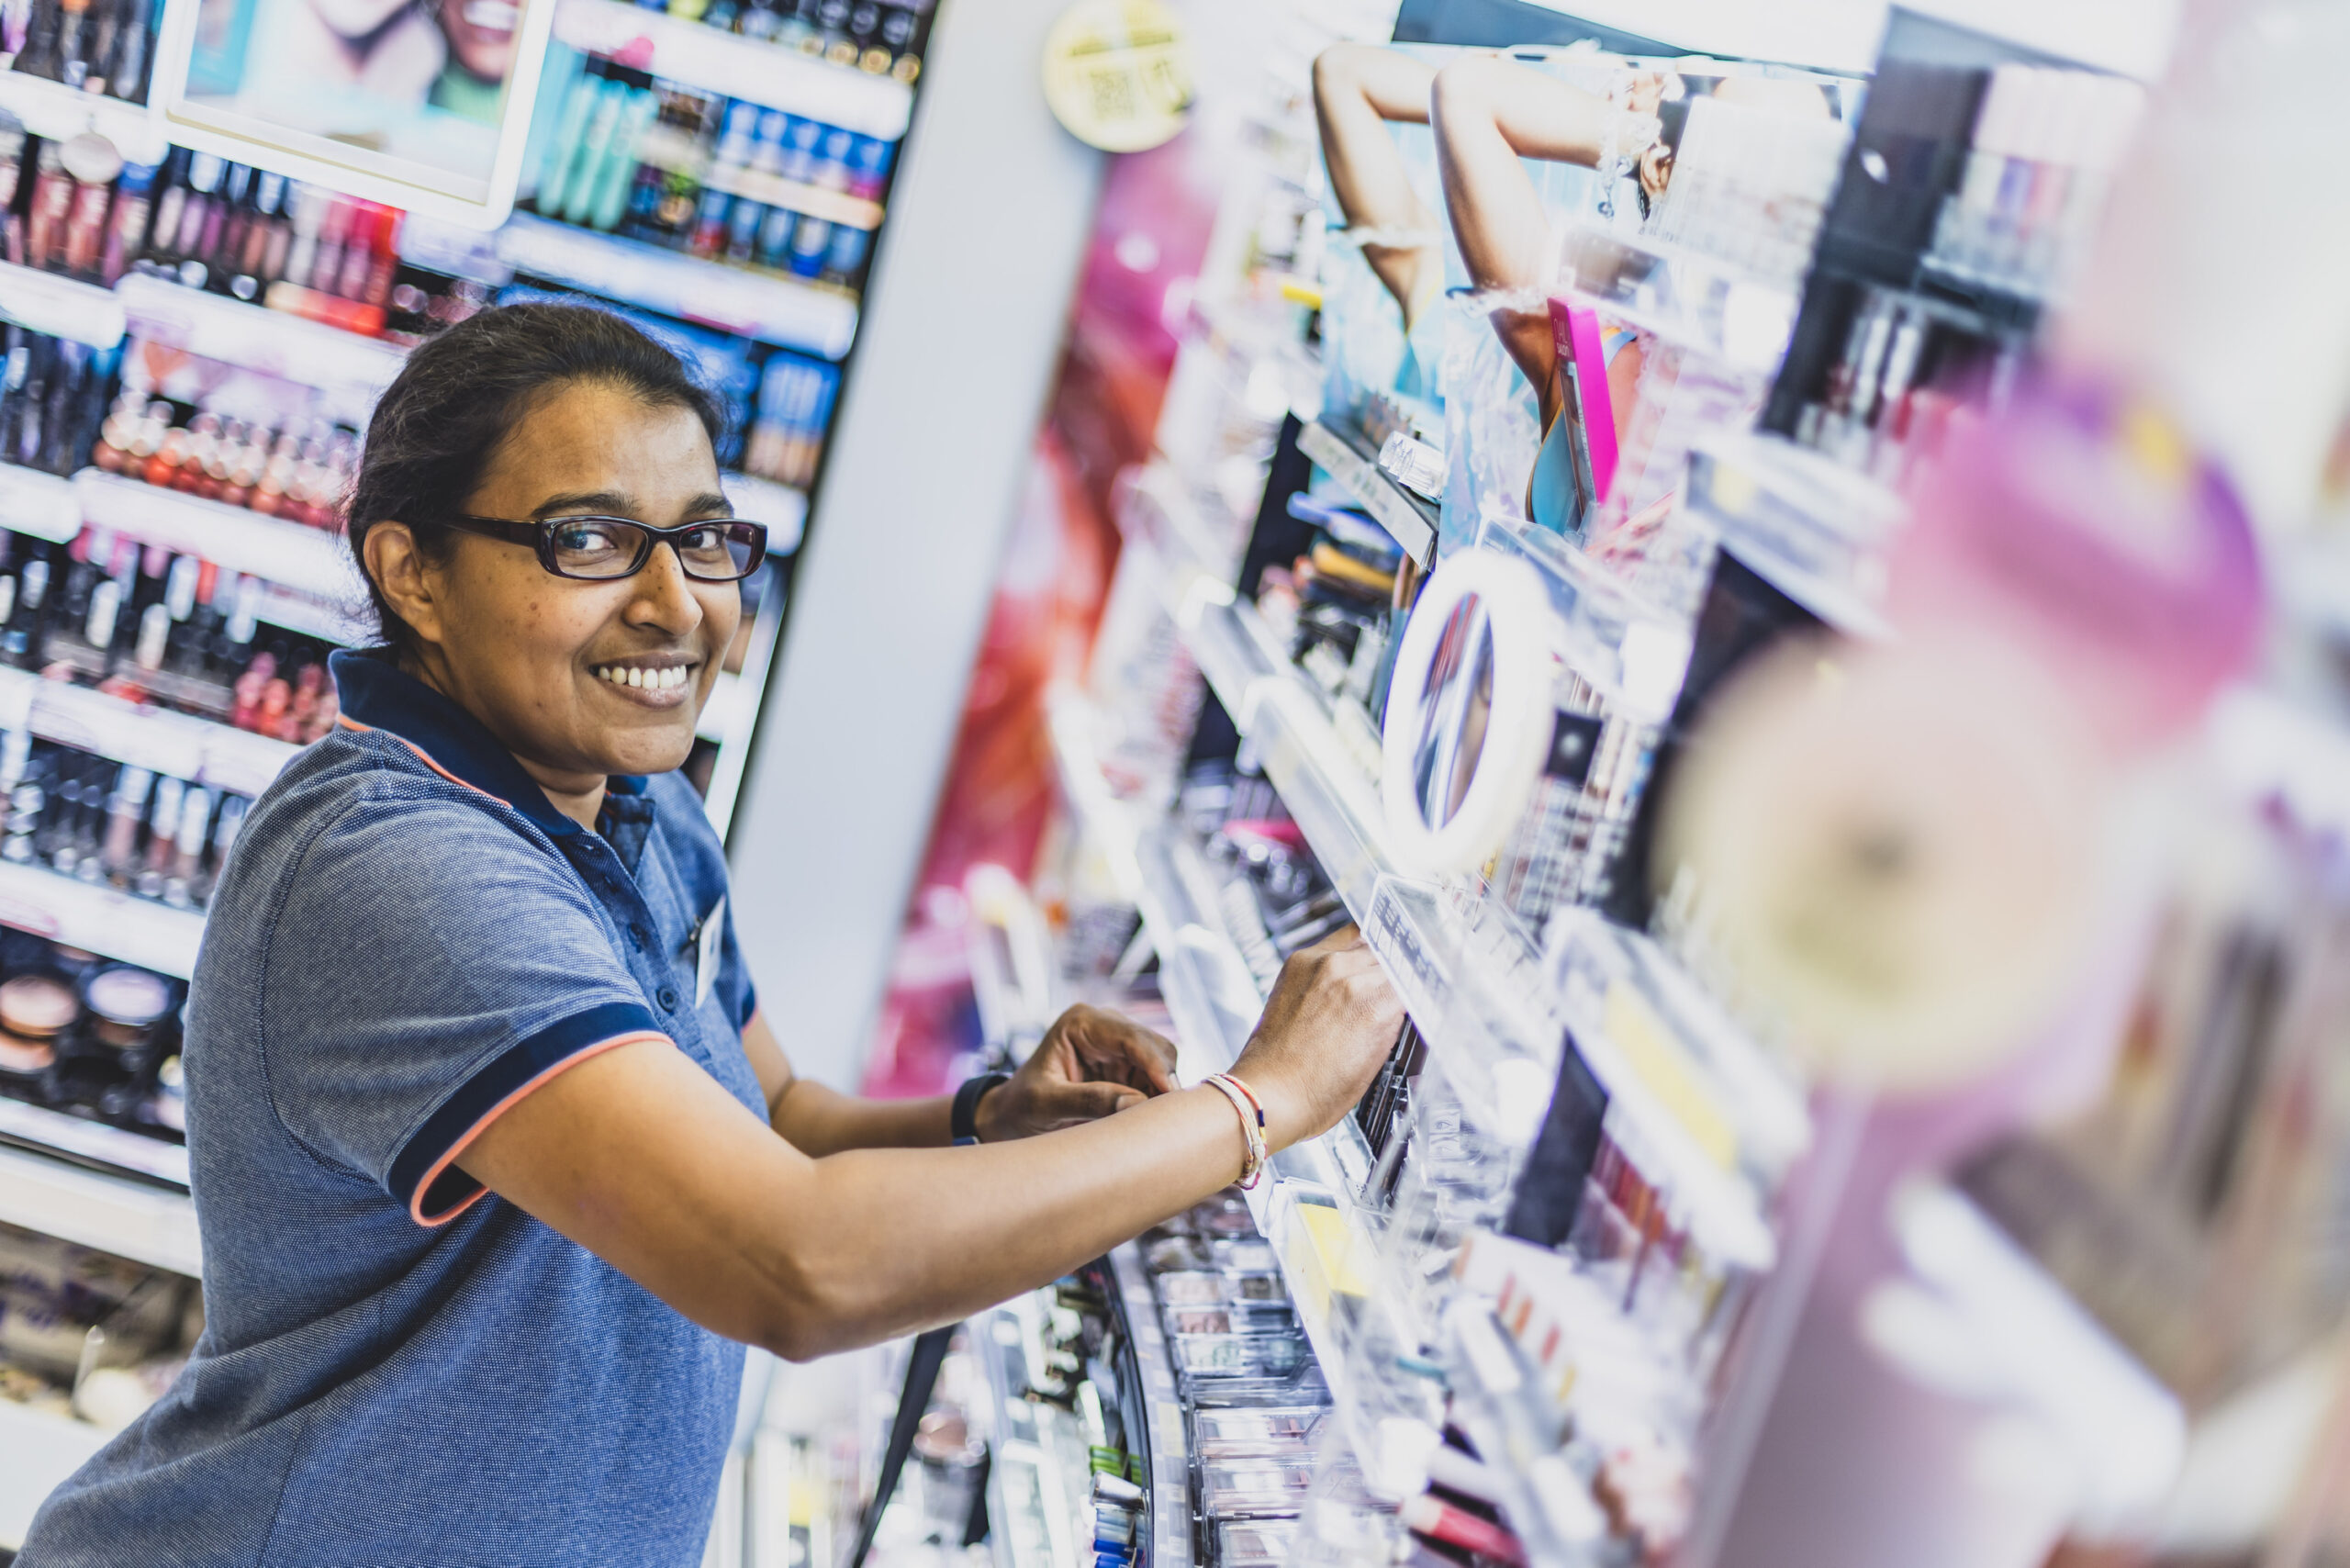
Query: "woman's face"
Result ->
[[393, 379, 742, 793]]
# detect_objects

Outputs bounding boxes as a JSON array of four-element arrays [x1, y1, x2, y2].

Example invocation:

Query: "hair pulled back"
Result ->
[[343, 302, 725, 656]]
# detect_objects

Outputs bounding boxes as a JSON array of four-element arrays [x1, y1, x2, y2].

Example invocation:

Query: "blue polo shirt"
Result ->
[[21, 651, 765, 1568]]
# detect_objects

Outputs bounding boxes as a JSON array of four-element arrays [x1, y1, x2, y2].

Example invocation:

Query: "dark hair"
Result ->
[[343, 302, 725, 656]]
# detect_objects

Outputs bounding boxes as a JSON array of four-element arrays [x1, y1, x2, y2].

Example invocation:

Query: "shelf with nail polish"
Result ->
[[114, 274, 408, 398], [552, 0, 918, 140], [0, 73, 165, 165], [0, 260, 126, 349], [0, 1135, 196, 1271], [494, 212, 859, 359], [73, 471, 350, 601]]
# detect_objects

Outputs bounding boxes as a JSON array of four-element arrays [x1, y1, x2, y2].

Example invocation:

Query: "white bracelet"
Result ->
[[1203, 1072, 1268, 1188]]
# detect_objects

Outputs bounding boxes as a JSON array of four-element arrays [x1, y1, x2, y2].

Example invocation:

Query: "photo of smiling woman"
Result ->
[[14, 305, 1407, 1567]]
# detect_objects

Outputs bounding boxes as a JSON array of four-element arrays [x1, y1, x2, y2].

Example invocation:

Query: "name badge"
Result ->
[[695, 895, 726, 1009]]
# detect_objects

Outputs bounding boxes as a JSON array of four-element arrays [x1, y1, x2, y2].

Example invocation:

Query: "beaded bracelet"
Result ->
[[1203, 1072, 1269, 1188]]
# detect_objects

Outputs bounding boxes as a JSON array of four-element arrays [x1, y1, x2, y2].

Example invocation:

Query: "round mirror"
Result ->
[[1382, 548, 1556, 876], [1404, 591, 1496, 831]]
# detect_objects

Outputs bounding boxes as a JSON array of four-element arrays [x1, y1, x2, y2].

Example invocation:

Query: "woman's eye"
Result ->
[[554, 523, 621, 554]]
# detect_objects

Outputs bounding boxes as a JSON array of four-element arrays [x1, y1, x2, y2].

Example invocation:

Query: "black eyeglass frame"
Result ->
[[447, 513, 770, 582]]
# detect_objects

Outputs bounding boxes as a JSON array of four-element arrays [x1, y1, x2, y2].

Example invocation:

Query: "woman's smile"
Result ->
[[590, 657, 699, 706]]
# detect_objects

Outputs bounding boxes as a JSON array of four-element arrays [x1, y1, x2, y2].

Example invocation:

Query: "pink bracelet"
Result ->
[[1202, 1072, 1268, 1188]]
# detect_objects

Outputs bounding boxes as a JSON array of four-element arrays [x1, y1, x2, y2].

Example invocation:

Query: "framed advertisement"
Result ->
[[148, 0, 558, 226]]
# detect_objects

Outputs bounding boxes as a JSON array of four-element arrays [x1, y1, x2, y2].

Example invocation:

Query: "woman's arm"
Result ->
[[456, 932, 1404, 1361], [748, 1004, 1179, 1156], [1431, 54, 1616, 429], [1313, 44, 1441, 328]]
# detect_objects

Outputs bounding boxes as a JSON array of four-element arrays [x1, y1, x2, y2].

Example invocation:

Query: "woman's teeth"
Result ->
[[595, 665, 690, 690]]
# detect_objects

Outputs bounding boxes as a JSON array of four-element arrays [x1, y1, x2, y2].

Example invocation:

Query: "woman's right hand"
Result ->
[[1228, 927, 1407, 1151]]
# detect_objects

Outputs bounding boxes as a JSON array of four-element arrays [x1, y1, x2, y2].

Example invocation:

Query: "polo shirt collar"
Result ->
[[329, 650, 651, 841]]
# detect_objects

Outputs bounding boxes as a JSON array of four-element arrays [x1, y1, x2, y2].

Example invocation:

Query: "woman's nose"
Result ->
[[623, 543, 705, 632]]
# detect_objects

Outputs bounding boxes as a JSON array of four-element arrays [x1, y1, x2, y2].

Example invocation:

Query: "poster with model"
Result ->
[[148, 0, 558, 223]]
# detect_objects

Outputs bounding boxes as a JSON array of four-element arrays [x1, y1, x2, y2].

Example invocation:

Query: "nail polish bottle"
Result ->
[[250, 428, 297, 515], [142, 413, 188, 488], [200, 793, 244, 902], [161, 781, 207, 906], [172, 151, 225, 287], [171, 409, 217, 492], [134, 772, 178, 898], [34, 337, 84, 472], [217, 422, 265, 508], [107, 0, 152, 103], [5, 551, 50, 668], [280, 182, 325, 291], [52, 0, 91, 87], [140, 147, 187, 270], [362, 205, 400, 308], [25, 144, 73, 272], [99, 764, 149, 883], [209, 162, 252, 287], [123, 398, 168, 478], [83, 0, 120, 94], [99, 159, 154, 284]]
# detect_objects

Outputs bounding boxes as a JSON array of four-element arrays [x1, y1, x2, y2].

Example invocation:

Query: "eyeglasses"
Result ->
[[448, 514, 769, 582]]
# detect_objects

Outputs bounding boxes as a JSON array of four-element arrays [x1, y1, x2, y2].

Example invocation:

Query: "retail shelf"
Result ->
[[0, 73, 167, 164], [0, 667, 304, 800], [1684, 432, 1899, 640], [494, 214, 860, 359], [1298, 418, 1437, 566], [0, 857, 205, 979], [973, 1291, 1089, 1568], [0, 1136, 197, 1272], [73, 470, 355, 601], [0, 263, 124, 350], [0, 1395, 111, 1549], [0, 464, 84, 543], [724, 471, 809, 554], [1559, 226, 1799, 375], [552, 0, 915, 140], [1107, 1242, 1195, 1568], [702, 162, 884, 231], [1114, 461, 1247, 622], [1191, 296, 1325, 424], [1046, 685, 1376, 1416], [116, 274, 408, 398], [1161, 581, 1790, 1268], [249, 581, 370, 648]]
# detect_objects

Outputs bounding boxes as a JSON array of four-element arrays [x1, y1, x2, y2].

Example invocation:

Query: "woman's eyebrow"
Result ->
[[528, 491, 736, 520], [530, 490, 639, 519]]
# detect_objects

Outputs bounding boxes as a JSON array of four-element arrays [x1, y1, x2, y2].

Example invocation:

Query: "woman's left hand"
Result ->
[[976, 1004, 1180, 1140]]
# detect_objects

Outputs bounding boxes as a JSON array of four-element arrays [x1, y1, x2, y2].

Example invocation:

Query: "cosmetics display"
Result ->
[[626, 0, 932, 84], [0, 1220, 194, 1434], [527, 60, 889, 292], [972, 0, 2350, 1562], [2, 0, 160, 104]]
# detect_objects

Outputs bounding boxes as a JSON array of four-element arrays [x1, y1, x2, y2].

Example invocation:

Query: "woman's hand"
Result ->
[[1229, 928, 1407, 1151], [975, 1004, 1180, 1141]]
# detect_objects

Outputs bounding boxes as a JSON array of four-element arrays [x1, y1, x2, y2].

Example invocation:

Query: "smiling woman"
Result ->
[[13, 303, 1406, 1568]]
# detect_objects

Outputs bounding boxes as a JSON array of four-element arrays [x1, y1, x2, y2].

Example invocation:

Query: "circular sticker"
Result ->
[[1041, 0, 1193, 153]]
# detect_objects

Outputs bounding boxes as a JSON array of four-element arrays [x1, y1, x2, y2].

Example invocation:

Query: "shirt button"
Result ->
[[657, 986, 680, 1012]]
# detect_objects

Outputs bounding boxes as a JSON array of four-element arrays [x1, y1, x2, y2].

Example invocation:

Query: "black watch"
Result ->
[[952, 1071, 1012, 1146]]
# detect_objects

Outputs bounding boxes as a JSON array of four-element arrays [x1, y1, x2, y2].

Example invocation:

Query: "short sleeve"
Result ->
[[263, 797, 669, 1225]]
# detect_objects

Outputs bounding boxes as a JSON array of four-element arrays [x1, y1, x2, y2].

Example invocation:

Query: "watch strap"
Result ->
[[951, 1070, 1011, 1146]]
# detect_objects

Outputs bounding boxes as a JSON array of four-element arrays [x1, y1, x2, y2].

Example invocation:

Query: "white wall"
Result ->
[[725, 0, 1107, 1090]]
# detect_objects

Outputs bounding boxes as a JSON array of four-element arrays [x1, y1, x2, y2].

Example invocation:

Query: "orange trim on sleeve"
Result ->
[[339, 714, 513, 808], [410, 1031, 673, 1226]]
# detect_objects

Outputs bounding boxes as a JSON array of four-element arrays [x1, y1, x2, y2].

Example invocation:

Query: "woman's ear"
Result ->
[[364, 521, 447, 650]]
